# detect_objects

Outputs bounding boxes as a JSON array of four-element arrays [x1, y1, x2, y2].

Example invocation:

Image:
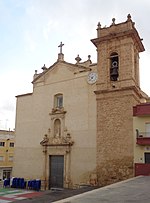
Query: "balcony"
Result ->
[[133, 103, 150, 116], [135, 163, 150, 176], [136, 130, 150, 145]]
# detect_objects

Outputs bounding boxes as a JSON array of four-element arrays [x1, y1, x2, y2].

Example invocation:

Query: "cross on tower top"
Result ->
[[58, 42, 64, 54]]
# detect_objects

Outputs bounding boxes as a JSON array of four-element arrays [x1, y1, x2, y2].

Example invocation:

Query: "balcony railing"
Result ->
[[136, 130, 150, 145], [135, 163, 150, 176]]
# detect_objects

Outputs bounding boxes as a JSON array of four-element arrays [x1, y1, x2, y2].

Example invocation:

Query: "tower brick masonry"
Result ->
[[91, 14, 148, 186]]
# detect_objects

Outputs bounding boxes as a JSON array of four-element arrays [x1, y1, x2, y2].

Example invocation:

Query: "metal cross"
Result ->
[[58, 42, 64, 54]]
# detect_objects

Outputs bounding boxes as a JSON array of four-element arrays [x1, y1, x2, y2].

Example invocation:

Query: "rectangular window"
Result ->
[[145, 123, 150, 137], [10, 142, 14, 147], [3, 170, 11, 180], [54, 94, 63, 108], [0, 142, 5, 147], [0, 156, 4, 161], [9, 156, 13, 161], [57, 95, 63, 108]]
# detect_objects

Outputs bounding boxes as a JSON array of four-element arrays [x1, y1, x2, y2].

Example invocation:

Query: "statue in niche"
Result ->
[[54, 119, 61, 138]]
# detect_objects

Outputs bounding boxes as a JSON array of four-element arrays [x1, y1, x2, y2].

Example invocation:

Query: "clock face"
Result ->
[[87, 72, 98, 84]]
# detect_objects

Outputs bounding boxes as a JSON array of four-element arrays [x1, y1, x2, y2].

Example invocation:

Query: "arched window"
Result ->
[[110, 52, 119, 81], [54, 119, 61, 137], [54, 93, 63, 108]]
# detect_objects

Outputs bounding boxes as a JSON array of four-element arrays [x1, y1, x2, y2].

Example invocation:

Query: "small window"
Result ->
[[9, 156, 13, 161], [0, 142, 5, 147], [54, 94, 63, 108], [145, 123, 150, 137], [0, 156, 4, 161], [3, 170, 11, 180], [10, 142, 14, 147], [110, 52, 119, 81]]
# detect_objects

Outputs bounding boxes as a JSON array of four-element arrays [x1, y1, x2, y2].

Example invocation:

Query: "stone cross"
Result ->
[[58, 42, 64, 54]]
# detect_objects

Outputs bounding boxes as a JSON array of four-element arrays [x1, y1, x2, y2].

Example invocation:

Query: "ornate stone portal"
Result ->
[[40, 107, 74, 189]]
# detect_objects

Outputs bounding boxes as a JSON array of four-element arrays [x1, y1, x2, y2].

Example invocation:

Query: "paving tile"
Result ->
[[0, 188, 42, 202]]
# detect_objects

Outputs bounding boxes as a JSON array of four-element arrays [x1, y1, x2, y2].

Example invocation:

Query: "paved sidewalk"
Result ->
[[2, 176, 150, 202], [53, 176, 150, 203], [0, 188, 42, 202], [15, 187, 96, 203]]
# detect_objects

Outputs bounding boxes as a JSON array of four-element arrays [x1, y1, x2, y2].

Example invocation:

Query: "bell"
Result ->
[[110, 68, 118, 81], [111, 68, 118, 76]]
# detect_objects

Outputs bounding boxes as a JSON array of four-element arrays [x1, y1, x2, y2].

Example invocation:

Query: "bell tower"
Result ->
[[91, 14, 147, 186]]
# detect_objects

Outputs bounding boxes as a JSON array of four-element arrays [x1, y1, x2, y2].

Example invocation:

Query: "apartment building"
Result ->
[[0, 130, 15, 180]]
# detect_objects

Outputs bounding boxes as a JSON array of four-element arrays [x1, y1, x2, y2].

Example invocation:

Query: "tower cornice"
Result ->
[[91, 29, 145, 52]]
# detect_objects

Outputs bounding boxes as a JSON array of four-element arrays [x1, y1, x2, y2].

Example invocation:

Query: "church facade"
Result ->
[[13, 15, 148, 189], [13, 50, 97, 189]]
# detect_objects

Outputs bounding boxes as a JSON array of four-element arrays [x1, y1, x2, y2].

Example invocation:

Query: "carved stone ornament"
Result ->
[[40, 133, 74, 146], [40, 134, 49, 145], [50, 107, 66, 115]]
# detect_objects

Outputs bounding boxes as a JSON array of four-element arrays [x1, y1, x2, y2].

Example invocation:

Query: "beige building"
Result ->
[[13, 15, 149, 189], [13, 52, 97, 189], [0, 130, 15, 181]]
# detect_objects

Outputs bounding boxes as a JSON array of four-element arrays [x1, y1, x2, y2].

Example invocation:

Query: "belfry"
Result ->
[[92, 14, 147, 185]]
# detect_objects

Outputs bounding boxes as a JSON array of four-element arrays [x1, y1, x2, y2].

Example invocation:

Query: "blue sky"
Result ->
[[0, 0, 150, 130]]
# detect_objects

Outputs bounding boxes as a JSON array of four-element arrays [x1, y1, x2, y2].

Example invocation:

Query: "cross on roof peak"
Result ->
[[58, 42, 64, 54]]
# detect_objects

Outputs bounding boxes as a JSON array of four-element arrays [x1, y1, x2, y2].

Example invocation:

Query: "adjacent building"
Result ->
[[13, 14, 149, 189], [133, 102, 150, 176], [0, 130, 15, 181]]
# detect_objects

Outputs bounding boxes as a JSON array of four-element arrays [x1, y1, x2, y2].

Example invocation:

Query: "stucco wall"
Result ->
[[133, 116, 150, 164], [13, 62, 97, 187]]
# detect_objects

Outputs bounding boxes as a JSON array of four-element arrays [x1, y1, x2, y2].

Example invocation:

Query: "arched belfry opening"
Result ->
[[110, 52, 119, 81]]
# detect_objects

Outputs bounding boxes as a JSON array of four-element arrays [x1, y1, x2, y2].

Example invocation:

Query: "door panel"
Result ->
[[145, 153, 150, 163], [49, 155, 64, 188]]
